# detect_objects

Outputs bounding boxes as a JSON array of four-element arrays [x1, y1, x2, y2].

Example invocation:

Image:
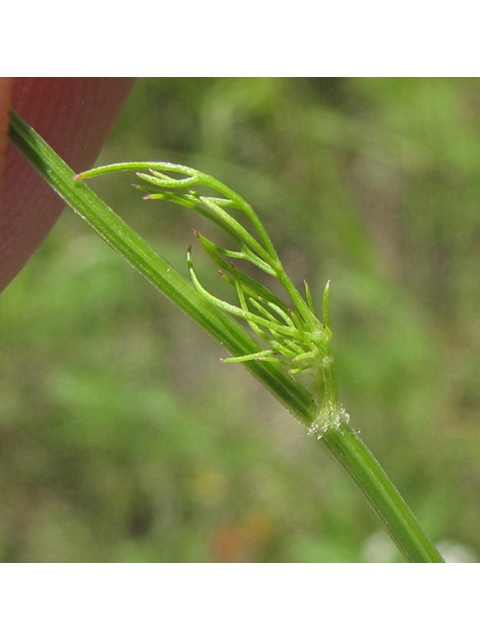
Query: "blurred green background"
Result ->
[[2, 77, 480, 562]]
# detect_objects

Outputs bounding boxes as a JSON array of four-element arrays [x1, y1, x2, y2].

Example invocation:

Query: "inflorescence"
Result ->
[[76, 162, 333, 376]]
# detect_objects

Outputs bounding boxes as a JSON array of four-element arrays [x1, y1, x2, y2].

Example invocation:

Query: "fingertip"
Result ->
[[0, 77, 135, 292], [0, 77, 11, 201]]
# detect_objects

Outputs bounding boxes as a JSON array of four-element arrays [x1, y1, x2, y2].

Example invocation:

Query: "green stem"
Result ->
[[321, 420, 443, 562], [8, 108, 444, 563]]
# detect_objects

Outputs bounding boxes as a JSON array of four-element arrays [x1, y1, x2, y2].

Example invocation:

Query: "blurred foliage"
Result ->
[[3, 78, 480, 562]]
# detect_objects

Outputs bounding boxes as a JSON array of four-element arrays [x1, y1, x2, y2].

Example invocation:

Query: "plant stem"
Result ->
[[322, 420, 443, 562], [8, 108, 444, 562]]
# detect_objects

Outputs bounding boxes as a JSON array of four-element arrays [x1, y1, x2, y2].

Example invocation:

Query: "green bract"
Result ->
[[76, 163, 349, 440], [76, 163, 335, 389]]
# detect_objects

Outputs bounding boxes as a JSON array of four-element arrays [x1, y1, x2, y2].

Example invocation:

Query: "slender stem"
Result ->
[[322, 421, 444, 562], [8, 108, 444, 563]]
